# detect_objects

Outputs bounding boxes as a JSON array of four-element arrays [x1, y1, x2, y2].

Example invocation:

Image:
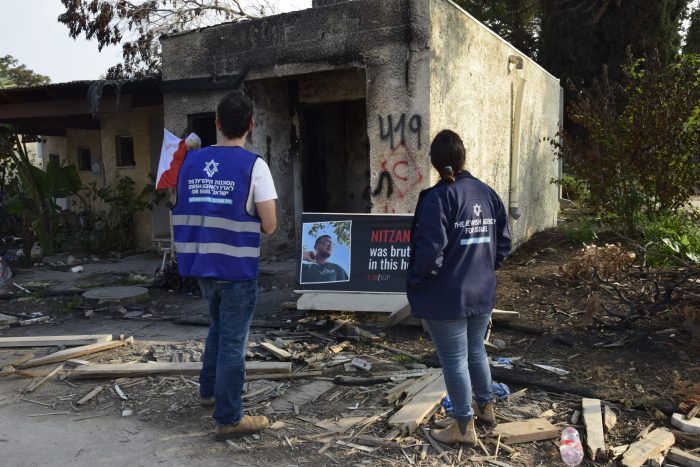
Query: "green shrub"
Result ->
[[551, 54, 700, 233], [563, 216, 599, 245], [558, 174, 590, 202], [637, 212, 700, 266], [70, 174, 164, 253]]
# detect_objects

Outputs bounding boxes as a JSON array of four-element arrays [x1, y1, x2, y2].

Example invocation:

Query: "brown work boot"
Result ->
[[214, 415, 270, 440], [473, 401, 497, 428], [431, 417, 476, 446]]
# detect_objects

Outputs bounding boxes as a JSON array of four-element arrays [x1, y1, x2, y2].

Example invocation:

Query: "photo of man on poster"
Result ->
[[300, 222, 351, 284]]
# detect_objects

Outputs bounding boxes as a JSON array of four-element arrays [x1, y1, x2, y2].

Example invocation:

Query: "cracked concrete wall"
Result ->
[[429, 0, 560, 245]]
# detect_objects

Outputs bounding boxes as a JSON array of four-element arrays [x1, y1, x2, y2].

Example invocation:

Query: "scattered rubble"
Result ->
[[0, 238, 697, 465], [0, 313, 698, 466]]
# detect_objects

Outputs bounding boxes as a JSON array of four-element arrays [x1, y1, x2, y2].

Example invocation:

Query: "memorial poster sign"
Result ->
[[298, 213, 413, 293]]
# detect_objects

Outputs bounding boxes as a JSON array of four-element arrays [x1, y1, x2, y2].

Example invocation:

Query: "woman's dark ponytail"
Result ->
[[440, 165, 456, 183]]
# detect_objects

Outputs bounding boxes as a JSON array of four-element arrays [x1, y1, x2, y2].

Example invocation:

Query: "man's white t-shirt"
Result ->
[[246, 158, 277, 216]]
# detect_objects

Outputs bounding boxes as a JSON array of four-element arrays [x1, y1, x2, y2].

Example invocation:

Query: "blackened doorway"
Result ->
[[300, 99, 369, 213]]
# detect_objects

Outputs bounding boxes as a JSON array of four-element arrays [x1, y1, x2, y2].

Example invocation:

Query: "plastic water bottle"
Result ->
[[560, 426, 584, 466]]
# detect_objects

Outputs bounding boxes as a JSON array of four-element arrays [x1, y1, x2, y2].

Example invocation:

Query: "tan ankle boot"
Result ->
[[473, 401, 497, 428], [431, 417, 476, 446], [214, 415, 270, 440]]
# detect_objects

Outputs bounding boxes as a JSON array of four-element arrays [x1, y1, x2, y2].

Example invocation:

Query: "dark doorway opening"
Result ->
[[300, 100, 369, 213], [188, 112, 217, 147]]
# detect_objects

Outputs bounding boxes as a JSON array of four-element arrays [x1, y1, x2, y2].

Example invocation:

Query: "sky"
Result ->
[[0, 0, 311, 84]]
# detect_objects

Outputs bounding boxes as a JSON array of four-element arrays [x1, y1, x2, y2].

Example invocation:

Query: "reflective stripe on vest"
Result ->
[[172, 215, 260, 234], [173, 242, 260, 258], [171, 146, 261, 281]]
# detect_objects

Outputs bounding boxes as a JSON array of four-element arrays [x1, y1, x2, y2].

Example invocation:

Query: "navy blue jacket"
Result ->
[[407, 172, 511, 320]]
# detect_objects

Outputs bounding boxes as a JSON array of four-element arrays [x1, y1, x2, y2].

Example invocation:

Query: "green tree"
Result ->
[[540, 0, 687, 135], [58, 0, 277, 78], [454, 0, 541, 59], [541, 0, 687, 89], [551, 54, 700, 232], [0, 128, 82, 254], [685, 6, 700, 53], [0, 55, 50, 88]]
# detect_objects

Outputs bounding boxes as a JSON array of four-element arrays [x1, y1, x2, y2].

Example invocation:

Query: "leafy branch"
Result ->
[[59, 0, 278, 78]]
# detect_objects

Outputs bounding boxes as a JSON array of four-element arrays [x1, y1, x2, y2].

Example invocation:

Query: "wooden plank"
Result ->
[[76, 385, 104, 405], [260, 341, 292, 361], [19, 339, 129, 368], [388, 374, 446, 434], [23, 363, 65, 393], [354, 435, 403, 449], [270, 380, 334, 413], [328, 341, 350, 353], [245, 371, 322, 382], [666, 447, 700, 467], [491, 309, 520, 320], [70, 361, 291, 379], [10, 353, 35, 367], [384, 378, 420, 405], [421, 427, 451, 463], [375, 342, 422, 361], [604, 404, 617, 432], [493, 418, 559, 444], [582, 397, 606, 460], [621, 428, 675, 467], [397, 371, 442, 406], [671, 429, 700, 444], [686, 404, 700, 420], [0, 334, 113, 348], [65, 359, 92, 368], [335, 440, 375, 453], [383, 304, 412, 328], [330, 320, 381, 343], [673, 413, 700, 434]]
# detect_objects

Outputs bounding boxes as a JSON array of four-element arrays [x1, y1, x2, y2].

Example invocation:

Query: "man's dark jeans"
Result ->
[[198, 278, 258, 425]]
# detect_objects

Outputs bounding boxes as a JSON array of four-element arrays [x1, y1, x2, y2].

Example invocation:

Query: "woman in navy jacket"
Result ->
[[407, 130, 511, 446]]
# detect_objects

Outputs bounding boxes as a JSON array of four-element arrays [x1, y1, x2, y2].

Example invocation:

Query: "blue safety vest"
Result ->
[[172, 146, 261, 281]]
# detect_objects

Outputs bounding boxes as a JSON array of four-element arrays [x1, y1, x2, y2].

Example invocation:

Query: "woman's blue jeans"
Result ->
[[425, 313, 493, 420], [198, 278, 258, 426]]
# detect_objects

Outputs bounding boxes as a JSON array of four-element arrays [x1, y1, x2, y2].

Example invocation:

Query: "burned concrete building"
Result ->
[[161, 0, 562, 254], [0, 0, 560, 253]]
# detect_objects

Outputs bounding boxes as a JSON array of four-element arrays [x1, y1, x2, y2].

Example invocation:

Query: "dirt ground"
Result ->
[[0, 218, 698, 467]]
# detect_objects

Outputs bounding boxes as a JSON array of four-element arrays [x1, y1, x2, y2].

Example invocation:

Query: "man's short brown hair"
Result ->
[[217, 91, 253, 139]]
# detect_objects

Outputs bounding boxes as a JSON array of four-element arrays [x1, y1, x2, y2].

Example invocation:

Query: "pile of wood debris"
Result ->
[[1, 317, 699, 467]]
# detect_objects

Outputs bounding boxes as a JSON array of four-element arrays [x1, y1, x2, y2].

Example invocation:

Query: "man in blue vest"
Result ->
[[172, 90, 277, 440]]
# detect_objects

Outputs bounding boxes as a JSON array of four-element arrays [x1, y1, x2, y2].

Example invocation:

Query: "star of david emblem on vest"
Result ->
[[204, 159, 219, 177]]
